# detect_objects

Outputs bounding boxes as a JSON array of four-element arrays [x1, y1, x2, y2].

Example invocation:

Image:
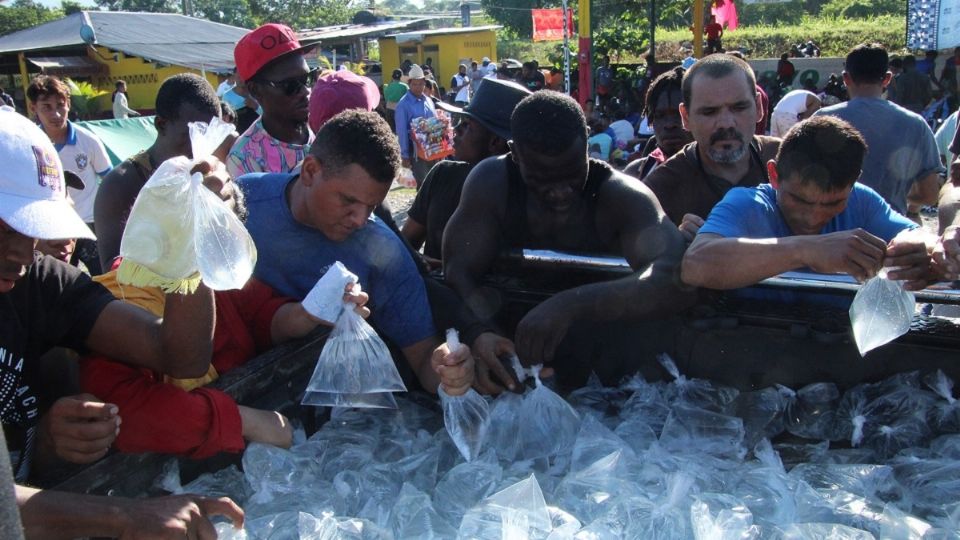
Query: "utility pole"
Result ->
[[182, 0, 191, 16], [577, 0, 590, 108], [562, 0, 570, 93]]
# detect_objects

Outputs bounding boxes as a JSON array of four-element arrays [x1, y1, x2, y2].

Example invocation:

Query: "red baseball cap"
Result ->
[[234, 23, 315, 82], [308, 70, 381, 132]]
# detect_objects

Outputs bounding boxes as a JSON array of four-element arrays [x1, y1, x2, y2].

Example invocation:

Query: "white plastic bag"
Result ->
[[301, 294, 406, 408], [849, 270, 916, 356], [119, 117, 256, 292], [438, 328, 490, 462]]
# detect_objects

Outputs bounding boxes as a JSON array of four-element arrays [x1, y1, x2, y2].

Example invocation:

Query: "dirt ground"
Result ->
[[386, 186, 417, 227]]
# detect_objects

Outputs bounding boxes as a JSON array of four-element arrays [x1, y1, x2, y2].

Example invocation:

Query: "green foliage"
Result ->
[[655, 14, 905, 59], [61, 1, 85, 15], [820, 0, 905, 19], [0, 0, 63, 37], [191, 0, 254, 28], [93, 0, 177, 11], [482, 0, 562, 39], [247, 0, 359, 28], [738, 1, 805, 26], [65, 77, 108, 120], [90, 0, 358, 29], [594, 18, 649, 61]]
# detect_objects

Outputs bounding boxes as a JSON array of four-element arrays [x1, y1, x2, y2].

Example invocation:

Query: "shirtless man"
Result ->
[[444, 91, 692, 386]]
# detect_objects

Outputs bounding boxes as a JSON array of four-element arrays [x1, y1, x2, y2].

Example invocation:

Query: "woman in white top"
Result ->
[[111, 80, 139, 119]]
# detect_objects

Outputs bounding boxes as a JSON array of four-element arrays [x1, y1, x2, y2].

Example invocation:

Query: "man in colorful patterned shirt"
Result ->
[[227, 23, 315, 178]]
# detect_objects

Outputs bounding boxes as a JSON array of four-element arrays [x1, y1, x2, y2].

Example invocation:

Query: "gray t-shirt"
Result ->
[[815, 96, 944, 214]]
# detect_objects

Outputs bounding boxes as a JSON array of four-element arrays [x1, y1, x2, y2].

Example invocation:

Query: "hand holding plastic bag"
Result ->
[[849, 269, 916, 356], [301, 267, 406, 408], [439, 329, 490, 462], [119, 117, 256, 292], [302, 262, 359, 324]]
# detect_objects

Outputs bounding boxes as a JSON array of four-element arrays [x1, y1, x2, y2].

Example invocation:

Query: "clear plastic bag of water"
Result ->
[[119, 117, 254, 293], [438, 330, 490, 462], [302, 299, 406, 408], [519, 364, 580, 459], [849, 270, 916, 356]]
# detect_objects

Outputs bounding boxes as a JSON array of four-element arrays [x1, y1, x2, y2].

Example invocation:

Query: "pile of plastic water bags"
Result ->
[[160, 355, 960, 539]]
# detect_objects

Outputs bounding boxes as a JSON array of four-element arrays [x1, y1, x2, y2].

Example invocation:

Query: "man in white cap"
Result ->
[[0, 106, 243, 537], [394, 63, 440, 186]]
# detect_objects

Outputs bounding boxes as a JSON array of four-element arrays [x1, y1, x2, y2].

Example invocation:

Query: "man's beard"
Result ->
[[706, 128, 747, 164]]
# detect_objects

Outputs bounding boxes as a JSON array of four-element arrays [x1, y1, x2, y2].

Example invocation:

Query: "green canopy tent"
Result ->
[[77, 116, 157, 166]]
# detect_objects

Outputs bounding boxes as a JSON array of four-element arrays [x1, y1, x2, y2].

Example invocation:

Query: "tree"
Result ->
[[191, 0, 253, 27], [93, 0, 177, 11], [247, 0, 359, 28], [0, 0, 62, 37], [62, 0, 84, 15], [481, 0, 561, 39]]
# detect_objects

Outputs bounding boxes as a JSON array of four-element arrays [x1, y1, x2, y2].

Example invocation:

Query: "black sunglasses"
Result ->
[[255, 68, 317, 96]]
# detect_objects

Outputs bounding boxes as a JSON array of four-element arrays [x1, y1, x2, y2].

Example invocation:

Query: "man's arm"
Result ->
[[85, 159, 235, 378], [681, 230, 888, 288], [443, 158, 507, 321], [395, 100, 413, 164], [513, 177, 694, 365], [84, 284, 214, 379], [442, 158, 525, 390], [93, 165, 142, 270], [907, 171, 943, 208], [934, 173, 960, 279], [17, 485, 242, 540]]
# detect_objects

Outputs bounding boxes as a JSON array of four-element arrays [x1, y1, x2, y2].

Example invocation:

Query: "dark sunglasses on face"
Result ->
[[256, 68, 317, 96]]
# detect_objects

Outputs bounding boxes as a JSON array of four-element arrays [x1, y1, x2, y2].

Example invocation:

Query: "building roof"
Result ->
[[387, 25, 501, 42], [0, 11, 248, 72], [298, 18, 434, 45]]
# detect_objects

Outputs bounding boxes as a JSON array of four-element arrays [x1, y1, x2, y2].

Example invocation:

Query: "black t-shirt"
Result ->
[[408, 160, 473, 260], [1, 253, 114, 480]]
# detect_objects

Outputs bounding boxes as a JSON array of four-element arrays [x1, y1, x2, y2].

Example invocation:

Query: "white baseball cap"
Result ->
[[0, 107, 95, 240]]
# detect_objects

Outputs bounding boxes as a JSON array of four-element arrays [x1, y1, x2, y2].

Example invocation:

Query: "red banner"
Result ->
[[532, 8, 574, 42]]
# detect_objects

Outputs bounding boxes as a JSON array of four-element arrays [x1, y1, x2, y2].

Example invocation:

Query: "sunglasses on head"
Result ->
[[256, 68, 317, 96]]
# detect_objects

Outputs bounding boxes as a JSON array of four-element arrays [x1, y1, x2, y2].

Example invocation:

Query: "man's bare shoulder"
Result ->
[[460, 155, 512, 211], [100, 158, 146, 196], [599, 169, 667, 222]]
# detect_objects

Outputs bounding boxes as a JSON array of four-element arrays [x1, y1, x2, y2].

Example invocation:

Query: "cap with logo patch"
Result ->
[[0, 106, 94, 240], [234, 23, 316, 82]]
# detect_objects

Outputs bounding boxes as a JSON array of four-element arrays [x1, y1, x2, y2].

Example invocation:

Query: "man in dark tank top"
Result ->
[[444, 91, 695, 388]]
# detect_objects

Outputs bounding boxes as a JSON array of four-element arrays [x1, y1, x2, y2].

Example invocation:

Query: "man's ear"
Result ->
[[489, 135, 508, 155], [767, 159, 779, 188], [245, 80, 262, 103], [301, 155, 322, 187], [679, 102, 690, 130], [154, 115, 166, 135], [881, 71, 893, 89], [842, 71, 853, 88]]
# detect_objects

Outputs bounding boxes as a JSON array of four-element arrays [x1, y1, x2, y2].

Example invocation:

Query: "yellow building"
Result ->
[[379, 26, 499, 90], [0, 11, 246, 117]]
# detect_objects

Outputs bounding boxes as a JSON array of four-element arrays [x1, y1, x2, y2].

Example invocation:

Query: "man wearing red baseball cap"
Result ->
[[227, 23, 317, 179]]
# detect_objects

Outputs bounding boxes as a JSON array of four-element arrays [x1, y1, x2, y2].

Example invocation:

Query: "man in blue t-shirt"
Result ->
[[682, 116, 940, 292], [238, 110, 472, 395]]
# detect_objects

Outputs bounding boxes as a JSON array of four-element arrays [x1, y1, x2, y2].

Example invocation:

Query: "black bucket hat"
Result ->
[[437, 78, 531, 140]]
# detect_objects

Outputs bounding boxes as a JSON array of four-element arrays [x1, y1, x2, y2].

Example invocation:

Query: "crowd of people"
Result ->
[[2, 22, 960, 538]]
